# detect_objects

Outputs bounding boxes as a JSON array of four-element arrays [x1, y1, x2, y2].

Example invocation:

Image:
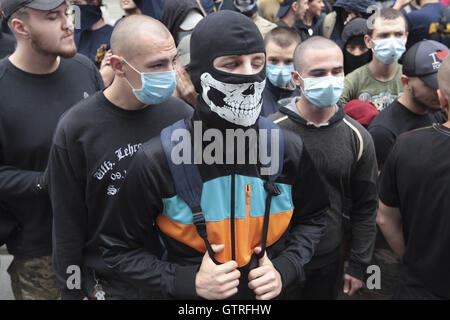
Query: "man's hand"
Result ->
[[248, 247, 282, 300], [343, 274, 363, 296], [393, 0, 414, 10], [100, 49, 114, 87], [195, 244, 240, 300], [173, 61, 198, 107]]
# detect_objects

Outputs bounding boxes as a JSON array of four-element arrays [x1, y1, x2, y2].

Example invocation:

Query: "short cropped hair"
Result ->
[[7, 7, 29, 30], [264, 26, 301, 48], [367, 8, 408, 37], [293, 36, 339, 73]]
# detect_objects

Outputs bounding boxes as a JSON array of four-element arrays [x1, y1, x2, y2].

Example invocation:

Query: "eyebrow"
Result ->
[[309, 66, 343, 73], [146, 55, 178, 66]]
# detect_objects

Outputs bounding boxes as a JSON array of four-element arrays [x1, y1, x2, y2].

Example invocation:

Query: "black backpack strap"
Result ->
[[160, 117, 285, 265], [255, 117, 284, 260], [160, 119, 220, 264]]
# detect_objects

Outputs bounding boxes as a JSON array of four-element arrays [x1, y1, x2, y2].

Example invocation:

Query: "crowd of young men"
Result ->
[[0, 0, 449, 301]]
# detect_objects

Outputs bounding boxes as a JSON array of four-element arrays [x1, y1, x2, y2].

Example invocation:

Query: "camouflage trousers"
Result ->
[[7, 255, 61, 300]]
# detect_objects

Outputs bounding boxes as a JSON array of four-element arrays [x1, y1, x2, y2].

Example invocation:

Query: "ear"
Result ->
[[291, 1, 298, 13], [364, 34, 373, 50], [400, 75, 409, 89], [291, 70, 302, 88], [10, 18, 31, 39], [437, 89, 449, 113], [109, 55, 127, 77]]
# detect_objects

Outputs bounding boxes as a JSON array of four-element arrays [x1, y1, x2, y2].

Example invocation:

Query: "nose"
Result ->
[[238, 61, 255, 75], [64, 12, 74, 30]]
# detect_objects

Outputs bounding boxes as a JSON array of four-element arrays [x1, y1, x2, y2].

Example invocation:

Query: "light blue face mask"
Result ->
[[298, 73, 345, 108], [372, 38, 406, 65], [123, 59, 177, 105], [266, 64, 294, 88]]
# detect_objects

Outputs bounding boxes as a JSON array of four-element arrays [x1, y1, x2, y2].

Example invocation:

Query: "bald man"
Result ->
[[48, 14, 193, 300], [270, 36, 378, 299], [377, 56, 450, 300]]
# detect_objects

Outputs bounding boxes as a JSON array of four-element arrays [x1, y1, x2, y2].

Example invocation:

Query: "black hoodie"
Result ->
[[161, 0, 203, 43], [270, 98, 378, 280]]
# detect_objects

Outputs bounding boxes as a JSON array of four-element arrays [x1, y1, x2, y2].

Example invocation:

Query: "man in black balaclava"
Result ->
[[99, 10, 328, 300], [341, 18, 372, 74], [189, 9, 267, 129]]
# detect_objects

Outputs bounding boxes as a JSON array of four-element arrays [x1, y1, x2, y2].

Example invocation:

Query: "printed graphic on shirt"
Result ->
[[359, 91, 399, 111], [92, 142, 143, 196], [95, 44, 108, 64], [428, 21, 450, 38]]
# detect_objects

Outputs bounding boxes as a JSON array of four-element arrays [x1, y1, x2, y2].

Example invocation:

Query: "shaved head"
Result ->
[[111, 14, 172, 59], [438, 56, 450, 97], [294, 36, 341, 73]]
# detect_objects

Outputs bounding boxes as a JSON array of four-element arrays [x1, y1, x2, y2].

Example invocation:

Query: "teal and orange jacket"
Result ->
[[100, 114, 329, 299]]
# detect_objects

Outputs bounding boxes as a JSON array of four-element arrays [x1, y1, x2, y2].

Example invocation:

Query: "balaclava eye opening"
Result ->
[[189, 10, 266, 129]]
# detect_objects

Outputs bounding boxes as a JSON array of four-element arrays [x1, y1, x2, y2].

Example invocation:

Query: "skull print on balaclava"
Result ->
[[189, 11, 266, 128], [200, 73, 265, 127]]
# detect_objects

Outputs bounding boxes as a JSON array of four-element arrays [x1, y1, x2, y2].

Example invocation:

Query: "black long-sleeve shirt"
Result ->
[[0, 55, 103, 258], [48, 91, 193, 299]]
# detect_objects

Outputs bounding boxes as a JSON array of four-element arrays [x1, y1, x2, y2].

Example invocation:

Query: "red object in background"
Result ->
[[343, 100, 380, 128]]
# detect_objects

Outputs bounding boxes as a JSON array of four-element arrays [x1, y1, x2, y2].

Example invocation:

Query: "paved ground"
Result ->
[[0, 246, 13, 300]]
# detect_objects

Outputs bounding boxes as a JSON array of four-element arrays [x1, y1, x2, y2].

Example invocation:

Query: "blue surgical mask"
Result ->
[[298, 73, 344, 108], [266, 64, 294, 88], [373, 38, 406, 65], [123, 59, 177, 105]]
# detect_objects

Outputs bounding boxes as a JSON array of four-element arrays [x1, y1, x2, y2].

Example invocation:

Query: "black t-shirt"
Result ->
[[48, 91, 193, 299], [368, 99, 444, 169], [0, 54, 104, 258], [0, 32, 16, 59], [378, 124, 450, 298], [75, 25, 114, 68], [405, 3, 450, 49]]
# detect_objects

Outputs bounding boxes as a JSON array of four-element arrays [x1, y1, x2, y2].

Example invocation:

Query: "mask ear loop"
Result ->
[[295, 71, 306, 96], [122, 58, 143, 90]]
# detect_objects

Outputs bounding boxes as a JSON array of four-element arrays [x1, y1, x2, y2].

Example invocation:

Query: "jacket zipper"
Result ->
[[245, 184, 251, 218]]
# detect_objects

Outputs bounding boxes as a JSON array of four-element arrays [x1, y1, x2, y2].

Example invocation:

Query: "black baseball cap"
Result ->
[[277, 0, 295, 18], [1, 0, 66, 20], [402, 40, 450, 90]]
